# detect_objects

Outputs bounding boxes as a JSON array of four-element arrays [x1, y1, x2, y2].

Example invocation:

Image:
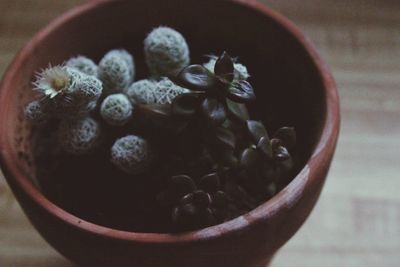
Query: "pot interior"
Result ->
[[4, 0, 325, 233]]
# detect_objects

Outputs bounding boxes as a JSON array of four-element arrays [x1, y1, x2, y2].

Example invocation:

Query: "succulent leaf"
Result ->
[[214, 51, 234, 83], [171, 175, 197, 194], [172, 92, 203, 116], [192, 190, 212, 208], [213, 126, 236, 149], [256, 136, 273, 159], [199, 173, 221, 192], [240, 147, 259, 169], [178, 65, 215, 91], [140, 103, 172, 119], [274, 146, 291, 161], [201, 97, 227, 126], [226, 80, 256, 103], [273, 127, 296, 150], [247, 120, 268, 144], [226, 99, 249, 122]]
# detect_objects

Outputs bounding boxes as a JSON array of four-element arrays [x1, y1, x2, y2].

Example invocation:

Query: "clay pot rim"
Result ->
[[0, 0, 339, 244]]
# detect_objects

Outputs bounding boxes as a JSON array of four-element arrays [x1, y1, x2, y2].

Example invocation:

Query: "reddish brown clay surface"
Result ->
[[0, 0, 339, 266]]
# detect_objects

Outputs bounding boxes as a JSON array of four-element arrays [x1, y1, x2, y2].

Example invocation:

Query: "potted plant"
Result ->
[[0, 0, 339, 266]]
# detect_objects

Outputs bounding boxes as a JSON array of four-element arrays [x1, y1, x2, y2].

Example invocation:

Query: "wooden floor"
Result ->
[[1, 1, 399, 266]]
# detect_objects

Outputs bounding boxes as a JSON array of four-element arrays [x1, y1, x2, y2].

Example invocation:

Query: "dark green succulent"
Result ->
[[240, 120, 296, 182], [152, 53, 297, 232], [157, 173, 231, 231], [165, 52, 256, 168], [171, 51, 254, 126]]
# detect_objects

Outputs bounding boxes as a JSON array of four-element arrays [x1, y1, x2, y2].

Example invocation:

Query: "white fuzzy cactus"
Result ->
[[144, 26, 190, 77], [57, 116, 101, 155], [67, 67, 102, 102], [54, 67, 103, 117], [125, 79, 158, 104], [154, 77, 189, 104], [126, 77, 188, 105], [203, 56, 250, 81], [98, 49, 135, 95], [24, 100, 50, 125], [66, 56, 98, 77], [111, 135, 152, 174], [32, 65, 103, 119], [100, 94, 133, 126]]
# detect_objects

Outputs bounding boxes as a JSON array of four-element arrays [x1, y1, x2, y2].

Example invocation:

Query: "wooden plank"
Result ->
[[264, 1, 400, 266]]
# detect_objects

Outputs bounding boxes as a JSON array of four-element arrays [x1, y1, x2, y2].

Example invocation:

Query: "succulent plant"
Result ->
[[205, 124, 239, 168], [66, 55, 98, 77], [157, 173, 231, 231], [203, 55, 250, 81], [144, 26, 190, 77], [98, 49, 135, 94], [24, 100, 51, 125], [110, 135, 153, 174], [240, 120, 296, 182], [171, 51, 254, 127], [149, 52, 255, 168], [151, 51, 296, 232], [57, 116, 102, 155], [153, 119, 296, 231], [100, 93, 134, 126]]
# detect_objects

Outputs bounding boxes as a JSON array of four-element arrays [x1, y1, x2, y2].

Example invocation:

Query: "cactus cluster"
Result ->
[[25, 28, 189, 166], [29, 66, 103, 120], [25, 26, 297, 233]]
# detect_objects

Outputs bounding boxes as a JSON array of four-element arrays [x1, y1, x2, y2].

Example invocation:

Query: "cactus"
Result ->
[[154, 77, 189, 104], [125, 79, 157, 105], [32, 66, 103, 119], [66, 55, 98, 76], [144, 26, 190, 77], [100, 94, 133, 126], [57, 116, 101, 155], [24, 100, 50, 125], [53, 67, 102, 118], [111, 135, 153, 174], [98, 49, 135, 95], [126, 77, 188, 105]]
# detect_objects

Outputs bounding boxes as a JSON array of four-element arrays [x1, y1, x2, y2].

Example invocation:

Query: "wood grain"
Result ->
[[0, 0, 399, 266]]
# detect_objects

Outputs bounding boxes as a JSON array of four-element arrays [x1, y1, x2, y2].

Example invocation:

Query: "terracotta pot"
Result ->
[[0, 0, 340, 266]]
